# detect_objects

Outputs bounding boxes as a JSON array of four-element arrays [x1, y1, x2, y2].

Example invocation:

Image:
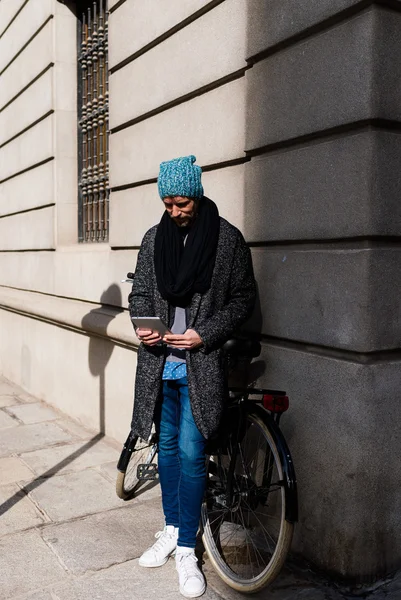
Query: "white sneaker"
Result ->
[[139, 525, 179, 567], [176, 549, 206, 598]]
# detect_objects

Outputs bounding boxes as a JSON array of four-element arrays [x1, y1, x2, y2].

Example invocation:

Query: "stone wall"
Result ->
[[0, 0, 400, 581]]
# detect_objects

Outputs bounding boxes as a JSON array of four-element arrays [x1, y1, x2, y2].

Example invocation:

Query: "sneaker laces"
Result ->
[[177, 552, 200, 581], [151, 529, 175, 553]]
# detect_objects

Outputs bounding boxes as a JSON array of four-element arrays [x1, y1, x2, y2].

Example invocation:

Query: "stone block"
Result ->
[[0, 456, 35, 485], [0, 67, 52, 148], [109, 0, 212, 67], [6, 402, 58, 424], [0, 0, 26, 35], [0, 483, 45, 536], [110, 77, 246, 186], [54, 8, 76, 65], [27, 469, 122, 521], [247, 0, 363, 59], [246, 11, 374, 150], [0, 22, 53, 109], [250, 342, 401, 579], [250, 246, 401, 353], [374, 7, 401, 121], [0, 115, 53, 182], [21, 439, 119, 477], [109, 0, 246, 127], [243, 130, 401, 241], [0, 244, 135, 305], [41, 498, 163, 574], [56, 202, 78, 246], [0, 409, 18, 429], [0, 302, 137, 442], [0, 251, 55, 293], [0, 0, 53, 74], [203, 164, 247, 231], [246, 8, 401, 151], [0, 206, 55, 251], [54, 157, 77, 205], [0, 422, 72, 457], [53, 111, 76, 161], [53, 61, 76, 113], [109, 186, 164, 247], [0, 530, 68, 599], [0, 161, 54, 217], [109, 163, 246, 247]]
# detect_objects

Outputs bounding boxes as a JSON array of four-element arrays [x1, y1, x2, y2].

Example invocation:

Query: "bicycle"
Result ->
[[117, 274, 298, 593]]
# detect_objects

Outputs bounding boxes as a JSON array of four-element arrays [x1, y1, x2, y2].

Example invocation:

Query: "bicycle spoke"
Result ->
[[202, 410, 293, 591], [237, 504, 256, 579], [242, 497, 279, 551]]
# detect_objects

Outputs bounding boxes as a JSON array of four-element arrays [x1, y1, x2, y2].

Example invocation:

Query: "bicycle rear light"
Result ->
[[263, 394, 289, 413]]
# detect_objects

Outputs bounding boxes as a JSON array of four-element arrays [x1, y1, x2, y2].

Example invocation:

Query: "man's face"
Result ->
[[163, 196, 198, 227]]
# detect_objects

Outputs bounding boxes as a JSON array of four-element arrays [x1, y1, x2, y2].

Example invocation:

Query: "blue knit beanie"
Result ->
[[157, 155, 204, 199]]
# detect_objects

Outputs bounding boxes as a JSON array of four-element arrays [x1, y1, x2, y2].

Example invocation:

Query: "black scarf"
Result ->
[[154, 196, 220, 308]]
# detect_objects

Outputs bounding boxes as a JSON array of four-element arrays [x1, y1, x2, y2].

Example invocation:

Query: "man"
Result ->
[[129, 155, 256, 598]]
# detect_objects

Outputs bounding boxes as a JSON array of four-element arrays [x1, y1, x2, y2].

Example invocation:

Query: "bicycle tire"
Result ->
[[201, 410, 293, 593], [116, 438, 158, 500]]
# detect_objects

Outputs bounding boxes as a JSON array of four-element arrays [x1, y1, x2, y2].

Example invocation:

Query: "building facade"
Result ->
[[0, 0, 400, 582]]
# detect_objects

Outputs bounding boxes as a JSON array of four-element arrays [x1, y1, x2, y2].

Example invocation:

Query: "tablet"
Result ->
[[131, 316, 172, 336]]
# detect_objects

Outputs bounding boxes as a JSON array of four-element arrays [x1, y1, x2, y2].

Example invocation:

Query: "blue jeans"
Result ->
[[157, 377, 207, 548]]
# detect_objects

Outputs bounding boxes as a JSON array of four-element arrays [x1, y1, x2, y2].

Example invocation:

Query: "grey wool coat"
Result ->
[[128, 217, 256, 440]]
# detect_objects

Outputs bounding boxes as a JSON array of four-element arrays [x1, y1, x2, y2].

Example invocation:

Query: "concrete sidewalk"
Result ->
[[0, 377, 399, 600]]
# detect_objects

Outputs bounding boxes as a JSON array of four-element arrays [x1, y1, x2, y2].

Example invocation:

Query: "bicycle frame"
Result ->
[[218, 392, 298, 524]]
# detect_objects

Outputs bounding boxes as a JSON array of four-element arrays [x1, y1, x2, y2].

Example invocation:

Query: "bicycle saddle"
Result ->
[[223, 338, 261, 358]]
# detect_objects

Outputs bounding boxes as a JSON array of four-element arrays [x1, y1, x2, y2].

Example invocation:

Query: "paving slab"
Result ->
[[11, 591, 56, 600], [27, 469, 123, 521], [99, 460, 162, 500], [41, 497, 163, 574], [15, 391, 40, 403], [6, 403, 59, 425], [0, 529, 69, 600], [0, 408, 19, 429], [0, 483, 45, 536], [52, 556, 220, 600], [96, 460, 121, 483], [55, 417, 98, 440], [0, 379, 21, 396], [0, 456, 35, 485], [0, 422, 73, 457], [20, 439, 119, 478], [0, 394, 20, 408], [202, 559, 345, 600]]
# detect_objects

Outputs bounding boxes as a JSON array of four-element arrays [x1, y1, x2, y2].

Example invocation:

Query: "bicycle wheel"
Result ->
[[116, 436, 158, 500], [201, 411, 293, 593]]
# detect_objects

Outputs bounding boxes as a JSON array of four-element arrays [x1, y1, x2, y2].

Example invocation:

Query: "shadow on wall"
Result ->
[[230, 282, 266, 388], [56, 0, 77, 15], [81, 284, 123, 434]]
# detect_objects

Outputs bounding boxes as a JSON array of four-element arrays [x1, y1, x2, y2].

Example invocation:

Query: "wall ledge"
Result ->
[[0, 286, 138, 348]]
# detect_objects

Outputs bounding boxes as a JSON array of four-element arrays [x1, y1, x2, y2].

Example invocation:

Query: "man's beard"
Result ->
[[171, 214, 195, 227]]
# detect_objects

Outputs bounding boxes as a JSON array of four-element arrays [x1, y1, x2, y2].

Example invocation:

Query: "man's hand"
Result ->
[[163, 329, 203, 350], [136, 328, 162, 346]]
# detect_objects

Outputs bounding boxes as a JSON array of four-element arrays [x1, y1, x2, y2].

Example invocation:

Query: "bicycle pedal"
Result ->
[[137, 463, 159, 481]]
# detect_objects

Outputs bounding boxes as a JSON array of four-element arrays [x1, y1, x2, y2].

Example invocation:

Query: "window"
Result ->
[[78, 0, 109, 242]]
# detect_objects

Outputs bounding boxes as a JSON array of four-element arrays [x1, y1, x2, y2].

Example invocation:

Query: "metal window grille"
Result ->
[[78, 0, 109, 242]]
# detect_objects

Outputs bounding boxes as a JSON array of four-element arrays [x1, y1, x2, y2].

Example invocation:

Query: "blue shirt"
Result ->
[[162, 361, 187, 380]]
